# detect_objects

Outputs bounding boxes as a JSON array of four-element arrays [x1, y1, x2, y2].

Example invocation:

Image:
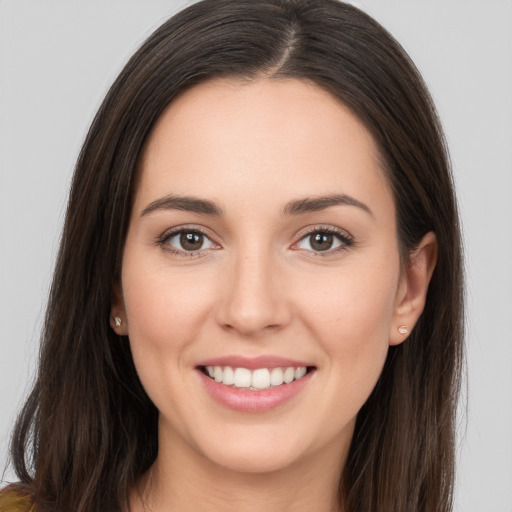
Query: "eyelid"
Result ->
[[155, 223, 353, 257], [156, 225, 221, 256], [291, 225, 354, 254]]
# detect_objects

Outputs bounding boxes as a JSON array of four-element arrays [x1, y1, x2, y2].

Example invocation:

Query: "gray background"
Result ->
[[1, 1, 511, 510]]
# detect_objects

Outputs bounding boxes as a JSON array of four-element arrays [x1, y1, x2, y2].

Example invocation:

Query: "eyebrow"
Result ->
[[141, 193, 373, 218], [283, 194, 373, 217], [141, 194, 223, 217]]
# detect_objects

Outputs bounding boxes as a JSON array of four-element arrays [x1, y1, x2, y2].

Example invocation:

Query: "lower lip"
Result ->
[[197, 369, 314, 413]]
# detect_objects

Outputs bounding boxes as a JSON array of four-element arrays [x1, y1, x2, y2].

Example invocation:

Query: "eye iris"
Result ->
[[180, 232, 203, 251], [310, 232, 333, 251]]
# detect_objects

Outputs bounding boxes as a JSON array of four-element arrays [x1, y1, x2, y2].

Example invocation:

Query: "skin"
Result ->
[[112, 78, 437, 512]]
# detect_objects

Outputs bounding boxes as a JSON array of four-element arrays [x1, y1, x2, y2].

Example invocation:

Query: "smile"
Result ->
[[203, 365, 309, 390], [196, 357, 316, 412]]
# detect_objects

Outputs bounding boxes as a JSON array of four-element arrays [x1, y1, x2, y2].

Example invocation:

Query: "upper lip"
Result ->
[[196, 355, 314, 370]]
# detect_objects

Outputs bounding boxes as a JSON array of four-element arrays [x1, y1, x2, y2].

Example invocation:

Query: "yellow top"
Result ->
[[0, 486, 34, 512]]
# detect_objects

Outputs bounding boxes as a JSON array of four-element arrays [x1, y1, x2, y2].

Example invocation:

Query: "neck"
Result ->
[[130, 422, 349, 512]]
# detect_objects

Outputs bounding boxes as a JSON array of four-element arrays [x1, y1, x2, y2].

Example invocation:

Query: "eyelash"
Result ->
[[156, 225, 354, 257], [292, 226, 354, 256], [156, 226, 217, 257]]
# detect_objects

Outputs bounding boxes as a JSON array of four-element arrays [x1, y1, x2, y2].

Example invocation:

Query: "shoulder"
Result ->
[[0, 485, 35, 512]]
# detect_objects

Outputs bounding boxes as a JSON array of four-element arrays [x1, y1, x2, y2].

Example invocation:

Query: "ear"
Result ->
[[389, 231, 438, 346], [110, 282, 128, 336]]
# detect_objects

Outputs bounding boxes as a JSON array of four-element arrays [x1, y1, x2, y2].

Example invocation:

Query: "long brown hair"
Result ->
[[8, 1, 464, 511]]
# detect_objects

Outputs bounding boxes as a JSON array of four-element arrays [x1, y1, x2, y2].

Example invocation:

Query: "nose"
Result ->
[[215, 248, 292, 338]]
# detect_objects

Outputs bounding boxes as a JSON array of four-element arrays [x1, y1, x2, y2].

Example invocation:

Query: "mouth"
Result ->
[[195, 356, 317, 412], [199, 365, 316, 391]]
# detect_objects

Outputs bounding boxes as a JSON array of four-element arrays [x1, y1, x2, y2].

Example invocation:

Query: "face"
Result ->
[[115, 78, 412, 475]]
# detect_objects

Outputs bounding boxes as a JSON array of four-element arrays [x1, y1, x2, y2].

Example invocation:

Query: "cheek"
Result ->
[[295, 259, 399, 389], [120, 258, 224, 436], [120, 257, 217, 380], [302, 261, 396, 330]]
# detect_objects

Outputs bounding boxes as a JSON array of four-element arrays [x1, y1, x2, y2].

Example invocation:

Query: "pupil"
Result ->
[[180, 232, 203, 251], [311, 232, 333, 251]]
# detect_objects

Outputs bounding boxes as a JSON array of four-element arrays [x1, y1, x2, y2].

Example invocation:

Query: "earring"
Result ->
[[114, 316, 122, 328], [398, 325, 408, 335]]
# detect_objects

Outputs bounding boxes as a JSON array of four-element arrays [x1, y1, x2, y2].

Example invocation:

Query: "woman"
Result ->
[[0, 0, 463, 511]]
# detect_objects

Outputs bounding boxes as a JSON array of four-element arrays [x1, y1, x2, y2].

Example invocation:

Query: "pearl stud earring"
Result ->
[[398, 325, 408, 335], [114, 316, 122, 328]]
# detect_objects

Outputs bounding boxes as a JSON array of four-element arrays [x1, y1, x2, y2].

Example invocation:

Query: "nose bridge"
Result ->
[[217, 239, 290, 336]]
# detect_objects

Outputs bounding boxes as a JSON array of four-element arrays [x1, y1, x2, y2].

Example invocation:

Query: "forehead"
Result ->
[[135, 78, 392, 218]]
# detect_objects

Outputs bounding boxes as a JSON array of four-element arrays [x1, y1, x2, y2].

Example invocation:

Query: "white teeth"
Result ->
[[283, 367, 295, 384], [295, 367, 307, 379], [205, 365, 309, 390], [252, 368, 270, 389], [233, 367, 252, 388], [270, 367, 284, 386], [223, 366, 234, 385]]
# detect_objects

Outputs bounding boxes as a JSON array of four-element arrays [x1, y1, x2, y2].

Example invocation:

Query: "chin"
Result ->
[[187, 417, 349, 476], [201, 440, 307, 475]]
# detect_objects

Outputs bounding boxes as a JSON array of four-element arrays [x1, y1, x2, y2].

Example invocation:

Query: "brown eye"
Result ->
[[295, 229, 351, 254], [309, 232, 334, 251], [165, 230, 215, 253], [180, 232, 204, 251]]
